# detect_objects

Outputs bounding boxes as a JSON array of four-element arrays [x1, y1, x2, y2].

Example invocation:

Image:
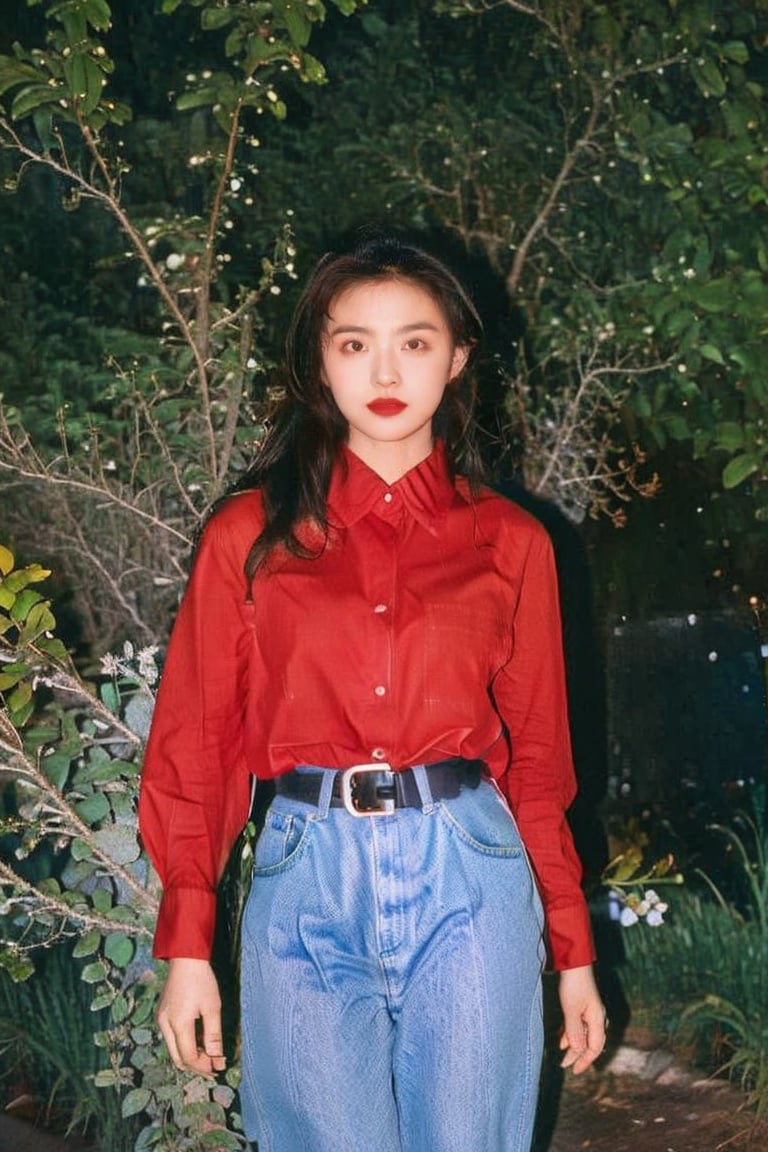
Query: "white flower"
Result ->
[[100, 653, 120, 676], [165, 253, 184, 271], [646, 908, 665, 927], [137, 645, 160, 685], [620, 906, 639, 927]]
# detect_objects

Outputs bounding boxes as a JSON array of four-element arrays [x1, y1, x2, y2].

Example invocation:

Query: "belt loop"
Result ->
[[316, 768, 335, 819], [411, 764, 435, 813]]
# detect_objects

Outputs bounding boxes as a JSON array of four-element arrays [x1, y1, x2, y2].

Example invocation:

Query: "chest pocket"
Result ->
[[423, 602, 506, 710]]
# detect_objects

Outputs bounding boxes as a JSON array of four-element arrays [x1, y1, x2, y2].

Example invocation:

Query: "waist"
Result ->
[[275, 758, 486, 817]]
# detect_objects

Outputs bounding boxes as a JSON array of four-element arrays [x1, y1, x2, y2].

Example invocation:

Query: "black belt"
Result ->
[[275, 758, 485, 817]]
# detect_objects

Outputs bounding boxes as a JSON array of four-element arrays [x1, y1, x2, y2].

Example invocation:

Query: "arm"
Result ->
[[138, 502, 258, 1068], [558, 965, 606, 1074], [157, 958, 227, 1076], [493, 523, 595, 970], [492, 521, 605, 1065]]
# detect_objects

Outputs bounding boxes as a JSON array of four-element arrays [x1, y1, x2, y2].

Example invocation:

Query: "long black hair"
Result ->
[[232, 229, 485, 580]]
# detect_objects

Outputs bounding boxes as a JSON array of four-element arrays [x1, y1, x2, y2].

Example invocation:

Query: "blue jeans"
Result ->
[[239, 767, 545, 1152]]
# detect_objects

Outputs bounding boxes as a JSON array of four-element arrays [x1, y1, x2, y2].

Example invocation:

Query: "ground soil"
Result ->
[[2, 1047, 766, 1151], [547, 1066, 763, 1152]]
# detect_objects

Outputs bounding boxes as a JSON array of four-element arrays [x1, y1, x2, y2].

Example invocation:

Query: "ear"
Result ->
[[449, 344, 470, 381]]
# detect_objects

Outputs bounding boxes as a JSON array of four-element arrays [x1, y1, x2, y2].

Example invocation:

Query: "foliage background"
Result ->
[[0, 0, 767, 1147]]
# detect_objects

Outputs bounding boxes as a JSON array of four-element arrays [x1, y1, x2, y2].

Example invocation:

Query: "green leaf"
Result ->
[[81, 959, 108, 983], [722, 453, 760, 489], [93, 824, 141, 865], [9, 696, 34, 728], [75, 793, 111, 824], [81, 0, 113, 32], [121, 1087, 152, 1118], [6, 564, 50, 588], [0, 950, 35, 983], [73, 928, 101, 957], [7, 679, 33, 713], [93, 1069, 119, 1088], [699, 343, 725, 366], [36, 635, 70, 664], [92, 887, 113, 914], [720, 41, 749, 66], [283, 6, 312, 48], [0, 663, 27, 691], [99, 681, 119, 711], [200, 8, 237, 31], [9, 588, 43, 623], [176, 87, 218, 111], [41, 751, 74, 790], [90, 991, 116, 1011], [104, 931, 135, 967], [0, 545, 13, 575], [11, 83, 60, 121], [715, 422, 745, 452], [689, 55, 726, 99], [71, 837, 94, 861]]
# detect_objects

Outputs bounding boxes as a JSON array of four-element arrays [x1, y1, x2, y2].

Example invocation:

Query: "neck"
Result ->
[[344, 437, 435, 484]]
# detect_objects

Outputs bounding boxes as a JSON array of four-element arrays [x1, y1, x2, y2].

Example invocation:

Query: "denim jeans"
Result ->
[[239, 767, 546, 1152]]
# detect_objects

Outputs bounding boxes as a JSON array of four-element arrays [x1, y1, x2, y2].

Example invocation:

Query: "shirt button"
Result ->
[[373, 603, 388, 614], [383, 492, 393, 503], [371, 747, 386, 761], [374, 685, 386, 697]]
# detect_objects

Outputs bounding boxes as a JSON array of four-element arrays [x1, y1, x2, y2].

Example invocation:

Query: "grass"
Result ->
[[0, 941, 141, 1151], [618, 817, 768, 1120]]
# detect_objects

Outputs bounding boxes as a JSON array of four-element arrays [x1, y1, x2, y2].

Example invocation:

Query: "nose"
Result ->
[[373, 346, 399, 388]]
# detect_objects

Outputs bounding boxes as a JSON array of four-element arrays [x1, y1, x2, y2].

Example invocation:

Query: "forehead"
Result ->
[[325, 277, 448, 327]]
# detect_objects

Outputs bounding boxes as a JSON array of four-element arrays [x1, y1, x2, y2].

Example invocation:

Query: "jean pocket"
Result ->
[[438, 784, 523, 858], [252, 805, 313, 876]]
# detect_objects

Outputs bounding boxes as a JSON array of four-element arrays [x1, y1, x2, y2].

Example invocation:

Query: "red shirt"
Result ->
[[138, 442, 595, 970]]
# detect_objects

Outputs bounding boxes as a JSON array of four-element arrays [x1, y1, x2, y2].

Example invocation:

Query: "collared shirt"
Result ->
[[138, 442, 595, 970]]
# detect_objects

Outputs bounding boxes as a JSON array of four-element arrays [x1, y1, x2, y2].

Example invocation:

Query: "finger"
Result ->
[[158, 1014, 184, 1071], [201, 1006, 227, 1073], [567, 1014, 608, 1075], [158, 1005, 211, 1076], [570, 1031, 605, 1075]]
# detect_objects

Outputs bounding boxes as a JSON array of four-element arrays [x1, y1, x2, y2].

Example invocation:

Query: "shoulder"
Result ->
[[456, 478, 552, 549], [197, 489, 266, 559]]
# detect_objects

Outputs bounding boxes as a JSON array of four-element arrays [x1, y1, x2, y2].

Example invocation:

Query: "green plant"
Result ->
[[0, 941, 142, 1150], [682, 817, 768, 1122], [0, 545, 243, 1148], [0, 0, 365, 648], [618, 814, 768, 1123]]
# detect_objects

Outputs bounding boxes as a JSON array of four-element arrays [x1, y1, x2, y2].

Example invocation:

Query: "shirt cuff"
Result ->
[[546, 903, 597, 971], [151, 886, 217, 960]]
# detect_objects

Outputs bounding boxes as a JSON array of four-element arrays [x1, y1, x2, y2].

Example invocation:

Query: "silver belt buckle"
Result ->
[[340, 763, 396, 817]]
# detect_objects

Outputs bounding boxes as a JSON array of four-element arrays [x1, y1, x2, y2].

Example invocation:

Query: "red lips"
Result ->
[[366, 398, 407, 416]]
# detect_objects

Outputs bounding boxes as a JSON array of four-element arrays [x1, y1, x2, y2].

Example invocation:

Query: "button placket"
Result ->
[[365, 503, 398, 767]]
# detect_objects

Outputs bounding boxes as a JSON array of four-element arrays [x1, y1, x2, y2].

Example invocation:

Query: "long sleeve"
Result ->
[[138, 503, 257, 959], [492, 526, 595, 971]]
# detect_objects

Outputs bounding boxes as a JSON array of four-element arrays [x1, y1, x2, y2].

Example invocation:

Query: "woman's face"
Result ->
[[320, 277, 468, 473]]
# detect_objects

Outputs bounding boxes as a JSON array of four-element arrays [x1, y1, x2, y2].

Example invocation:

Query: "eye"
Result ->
[[341, 339, 366, 353], [404, 337, 427, 351]]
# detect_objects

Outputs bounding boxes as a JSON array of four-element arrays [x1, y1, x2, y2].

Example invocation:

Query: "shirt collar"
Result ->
[[328, 440, 462, 533]]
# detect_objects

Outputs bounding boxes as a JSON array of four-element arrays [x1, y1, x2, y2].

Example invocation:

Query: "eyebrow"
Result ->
[[326, 321, 442, 337]]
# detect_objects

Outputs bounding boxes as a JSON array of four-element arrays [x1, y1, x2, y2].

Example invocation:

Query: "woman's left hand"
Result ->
[[557, 964, 606, 1074]]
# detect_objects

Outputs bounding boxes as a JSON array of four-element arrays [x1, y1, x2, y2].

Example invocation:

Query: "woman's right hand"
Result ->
[[157, 957, 227, 1076]]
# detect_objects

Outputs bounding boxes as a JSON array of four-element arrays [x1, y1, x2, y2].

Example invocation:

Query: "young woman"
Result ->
[[138, 231, 605, 1152]]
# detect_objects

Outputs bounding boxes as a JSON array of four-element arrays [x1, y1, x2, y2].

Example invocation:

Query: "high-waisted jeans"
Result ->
[[239, 766, 546, 1152]]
